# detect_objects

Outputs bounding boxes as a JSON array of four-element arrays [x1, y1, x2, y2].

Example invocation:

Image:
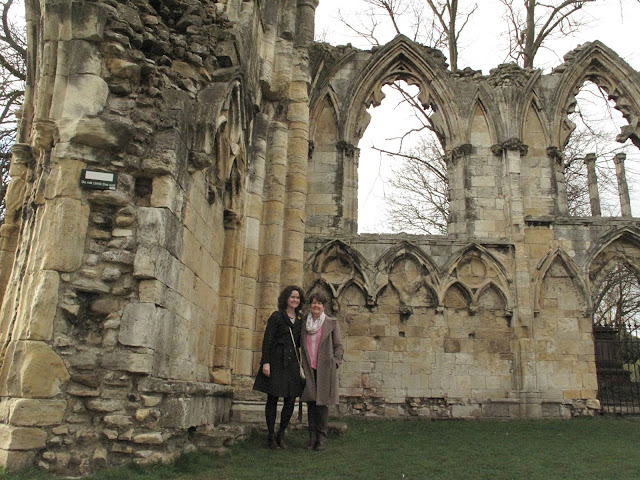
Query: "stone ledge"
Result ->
[[137, 378, 233, 396]]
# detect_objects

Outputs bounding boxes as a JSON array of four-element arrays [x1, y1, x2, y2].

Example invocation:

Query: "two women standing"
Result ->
[[254, 287, 343, 451]]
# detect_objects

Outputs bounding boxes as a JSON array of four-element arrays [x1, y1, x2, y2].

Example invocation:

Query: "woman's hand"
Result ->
[[262, 363, 271, 377]]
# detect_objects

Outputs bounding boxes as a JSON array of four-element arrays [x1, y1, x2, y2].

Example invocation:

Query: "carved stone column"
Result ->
[[613, 152, 632, 217], [547, 146, 568, 216], [338, 141, 358, 235], [447, 143, 472, 237], [257, 121, 289, 323], [492, 138, 528, 237], [584, 153, 601, 217], [295, 0, 319, 47], [233, 113, 269, 379], [214, 212, 243, 371]]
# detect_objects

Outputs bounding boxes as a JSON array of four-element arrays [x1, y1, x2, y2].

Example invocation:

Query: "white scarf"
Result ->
[[306, 311, 326, 335]]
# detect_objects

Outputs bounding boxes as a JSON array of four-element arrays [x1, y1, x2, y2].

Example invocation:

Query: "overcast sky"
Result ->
[[314, 0, 640, 232]]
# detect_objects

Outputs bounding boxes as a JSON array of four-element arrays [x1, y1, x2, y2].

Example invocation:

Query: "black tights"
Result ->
[[265, 395, 296, 434]]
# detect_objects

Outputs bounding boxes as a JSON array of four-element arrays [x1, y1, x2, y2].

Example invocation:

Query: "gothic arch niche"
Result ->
[[307, 92, 344, 232], [468, 100, 493, 148], [435, 245, 514, 397], [522, 98, 556, 216], [207, 81, 249, 374], [376, 242, 439, 312], [305, 240, 372, 305], [441, 244, 513, 314], [534, 249, 592, 400]]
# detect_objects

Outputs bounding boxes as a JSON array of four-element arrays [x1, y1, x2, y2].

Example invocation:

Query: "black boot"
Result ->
[[267, 432, 278, 449], [276, 428, 287, 449]]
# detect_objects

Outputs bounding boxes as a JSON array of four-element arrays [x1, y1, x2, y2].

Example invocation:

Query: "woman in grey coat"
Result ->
[[300, 291, 343, 451]]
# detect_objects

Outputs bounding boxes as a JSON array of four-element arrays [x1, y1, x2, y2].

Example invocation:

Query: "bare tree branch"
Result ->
[[499, 0, 597, 68], [0, 0, 26, 224]]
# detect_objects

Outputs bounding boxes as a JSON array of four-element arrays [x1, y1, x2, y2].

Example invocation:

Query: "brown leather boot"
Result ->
[[306, 403, 317, 450], [307, 431, 317, 450], [314, 406, 329, 451]]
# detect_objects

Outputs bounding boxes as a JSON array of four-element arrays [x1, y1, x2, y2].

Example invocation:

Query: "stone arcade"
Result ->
[[1, 0, 640, 474]]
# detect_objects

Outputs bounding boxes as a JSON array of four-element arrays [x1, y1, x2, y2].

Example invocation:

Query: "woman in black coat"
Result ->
[[253, 285, 305, 449]]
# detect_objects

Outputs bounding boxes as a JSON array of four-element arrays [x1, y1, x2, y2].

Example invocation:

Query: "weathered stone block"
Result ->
[[0, 449, 37, 471], [57, 115, 133, 149], [137, 207, 183, 256], [7, 399, 66, 427], [101, 351, 153, 374], [0, 341, 70, 398], [15, 271, 59, 342], [118, 303, 162, 349], [133, 432, 164, 444], [0, 425, 47, 450], [32, 198, 89, 273]]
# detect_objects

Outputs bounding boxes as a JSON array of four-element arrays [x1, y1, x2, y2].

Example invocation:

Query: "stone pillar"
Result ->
[[493, 139, 528, 238], [234, 113, 269, 378], [584, 153, 601, 217], [259, 3, 278, 92], [295, 0, 319, 47], [447, 144, 472, 237], [257, 121, 288, 322], [613, 153, 632, 217], [547, 147, 568, 216], [281, 49, 312, 286], [213, 213, 243, 371], [339, 141, 358, 235]]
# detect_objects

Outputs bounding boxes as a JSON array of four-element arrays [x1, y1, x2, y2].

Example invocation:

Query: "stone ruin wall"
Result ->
[[0, 0, 639, 474], [0, 0, 318, 473]]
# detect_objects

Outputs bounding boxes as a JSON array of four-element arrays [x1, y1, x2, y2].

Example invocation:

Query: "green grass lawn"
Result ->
[[3, 416, 640, 480]]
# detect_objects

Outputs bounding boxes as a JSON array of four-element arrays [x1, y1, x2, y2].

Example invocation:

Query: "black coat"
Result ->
[[253, 310, 304, 398]]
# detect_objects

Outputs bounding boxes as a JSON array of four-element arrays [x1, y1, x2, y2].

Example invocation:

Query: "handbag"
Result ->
[[289, 326, 306, 384]]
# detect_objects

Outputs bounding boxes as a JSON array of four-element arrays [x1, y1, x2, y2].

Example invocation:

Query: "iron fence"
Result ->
[[593, 324, 640, 414]]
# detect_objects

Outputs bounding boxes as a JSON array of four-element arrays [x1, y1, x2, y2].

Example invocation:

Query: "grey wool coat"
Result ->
[[300, 314, 344, 406]]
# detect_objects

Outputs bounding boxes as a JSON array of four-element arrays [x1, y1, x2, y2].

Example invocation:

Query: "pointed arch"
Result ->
[[376, 241, 440, 278], [523, 97, 551, 157], [467, 98, 495, 148], [533, 248, 589, 315], [309, 87, 340, 142], [475, 282, 510, 316], [439, 243, 513, 313], [341, 35, 462, 148], [550, 41, 640, 149], [304, 239, 372, 301], [442, 282, 472, 310], [338, 280, 368, 307], [586, 226, 640, 291], [374, 241, 439, 305]]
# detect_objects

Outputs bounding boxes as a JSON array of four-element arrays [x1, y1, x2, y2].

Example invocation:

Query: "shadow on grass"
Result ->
[[2, 417, 640, 480]]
